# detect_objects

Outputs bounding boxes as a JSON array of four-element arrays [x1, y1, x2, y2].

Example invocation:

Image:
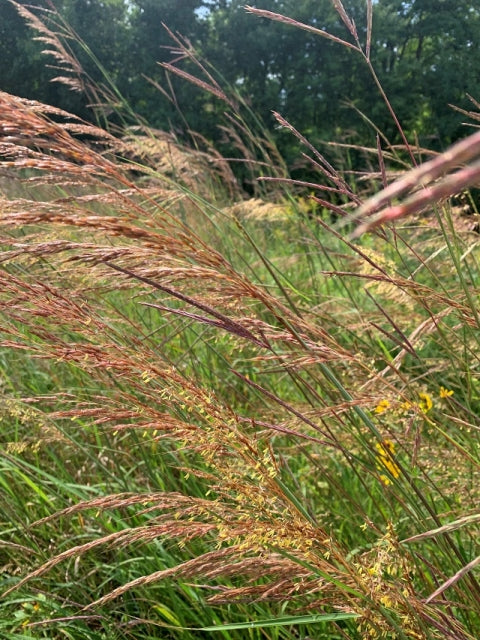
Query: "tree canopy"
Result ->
[[1, 0, 479, 169]]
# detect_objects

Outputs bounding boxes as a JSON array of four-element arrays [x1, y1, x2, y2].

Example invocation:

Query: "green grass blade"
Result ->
[[199, 612, 358, 631]]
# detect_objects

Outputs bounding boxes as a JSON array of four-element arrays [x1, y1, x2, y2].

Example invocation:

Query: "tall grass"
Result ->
[[1, 1, 479, 639]]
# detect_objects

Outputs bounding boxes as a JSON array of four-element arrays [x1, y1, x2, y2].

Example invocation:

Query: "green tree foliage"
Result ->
[[369, 0, 480, 144], [1, 0, 479, 161], [123, 0, 211, 131], [0, 0, 132, 121], [203, 0, 480, 150], [0, 0, 57, 103]]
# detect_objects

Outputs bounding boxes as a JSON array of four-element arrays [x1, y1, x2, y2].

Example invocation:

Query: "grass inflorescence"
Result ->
[[0, 2, 479, 639]]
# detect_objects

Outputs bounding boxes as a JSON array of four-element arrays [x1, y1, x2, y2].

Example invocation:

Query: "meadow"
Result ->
[[0, 2, 480, 639]]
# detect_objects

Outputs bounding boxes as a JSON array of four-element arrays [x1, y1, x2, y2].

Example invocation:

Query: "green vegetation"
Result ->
[[0, 1, 480, 639], [2, 1, 480, 158]]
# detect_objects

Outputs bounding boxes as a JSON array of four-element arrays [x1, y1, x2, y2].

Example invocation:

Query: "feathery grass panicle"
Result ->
[[1, 2, 480, 639]]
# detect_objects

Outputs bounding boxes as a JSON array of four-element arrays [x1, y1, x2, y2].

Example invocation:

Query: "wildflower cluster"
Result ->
[[371, 387, 455, 485], [375, 439, 400, 486], [417, 392, 432, 414], [439, 386, 454, 399], [374, 399, 391, 415], [374, 386, 454, 419]]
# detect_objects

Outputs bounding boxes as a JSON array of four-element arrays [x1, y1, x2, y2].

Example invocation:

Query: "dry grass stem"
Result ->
[[349, 130, 480, 234], [245, 5, 361, 52]]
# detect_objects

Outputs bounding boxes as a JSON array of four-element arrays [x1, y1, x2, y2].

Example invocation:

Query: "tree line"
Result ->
[[1, 0, 479, 171]]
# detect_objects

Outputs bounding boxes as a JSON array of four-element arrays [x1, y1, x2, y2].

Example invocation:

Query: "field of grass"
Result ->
[[1, 3, 480, 640]]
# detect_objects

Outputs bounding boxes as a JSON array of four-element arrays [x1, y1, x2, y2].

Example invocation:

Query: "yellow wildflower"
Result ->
[[376, 439, 395, 456], [418, 392, 432, 413], [375, 439, 400, 484], [374, 399, 391, 414], [439, 386, 454, 398], [380, 594, 394, 608]]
